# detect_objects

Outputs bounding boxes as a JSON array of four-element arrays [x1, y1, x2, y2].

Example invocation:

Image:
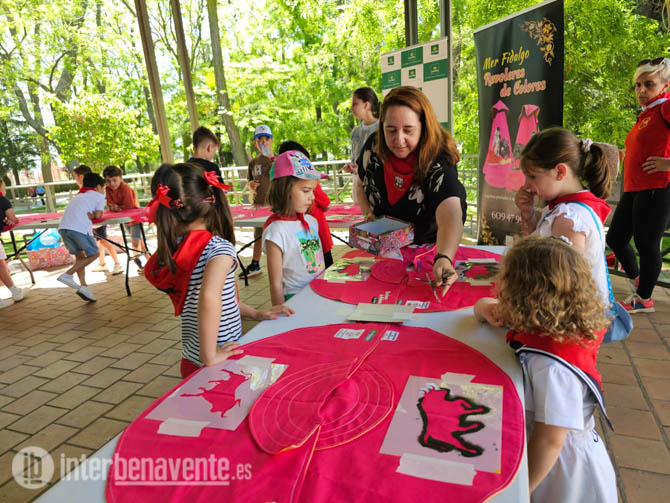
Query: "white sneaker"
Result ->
[[76, 285, 96, 302], [11, 288, 26, 302], [112, 263, 123, 275], [0, 298, 14, 309], [92, 264, 108, 272], [57, 273, 79, 289]]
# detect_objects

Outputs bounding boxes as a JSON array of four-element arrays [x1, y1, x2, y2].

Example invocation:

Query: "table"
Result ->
[[37, 246, 528, 503], [3, 209, 149, 296]]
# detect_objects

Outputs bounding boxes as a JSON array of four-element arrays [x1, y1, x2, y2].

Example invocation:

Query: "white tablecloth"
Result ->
[[37, 246, 528, 503]]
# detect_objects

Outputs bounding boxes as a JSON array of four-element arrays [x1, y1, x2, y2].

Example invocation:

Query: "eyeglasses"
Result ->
[[637, 57, 666, 67]]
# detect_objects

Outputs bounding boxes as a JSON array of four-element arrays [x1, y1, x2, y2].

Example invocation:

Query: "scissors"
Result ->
[[425, 272, 441, 301]]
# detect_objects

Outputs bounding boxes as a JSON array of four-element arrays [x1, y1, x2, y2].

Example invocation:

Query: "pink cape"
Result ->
[[106, 324, 524, 503], [310, 246, 502, 312]]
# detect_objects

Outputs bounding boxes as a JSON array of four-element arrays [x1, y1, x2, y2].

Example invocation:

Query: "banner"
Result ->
[[474, 0, 564, 245], [381, 38, 451, 130]]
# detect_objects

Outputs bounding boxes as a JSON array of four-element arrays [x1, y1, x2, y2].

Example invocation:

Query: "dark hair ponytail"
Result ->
[[581, 142, 619, 200], [520, 127, 618, 199], [354, 87, 380, 118], [150, 163, 235, 272]]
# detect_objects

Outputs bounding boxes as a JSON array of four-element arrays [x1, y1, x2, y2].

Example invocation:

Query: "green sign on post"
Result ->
[[382, 70, 402, 90], [423, 59, 448, 82], [401, 48, 423, 67]]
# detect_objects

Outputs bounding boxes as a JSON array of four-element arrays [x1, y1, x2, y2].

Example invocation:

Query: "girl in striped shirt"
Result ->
[[145, 163, 294, 378]]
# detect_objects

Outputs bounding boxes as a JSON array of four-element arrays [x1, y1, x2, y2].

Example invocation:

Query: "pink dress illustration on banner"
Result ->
[[508, 104, 541, 190], [483, 100, 514, 190]]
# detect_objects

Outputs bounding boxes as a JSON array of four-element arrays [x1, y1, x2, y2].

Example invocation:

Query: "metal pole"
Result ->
[[170, 0, 199, 133], [135, 0, 174, 163], [440, 0, 453, 134], [404, 0, 418, 46]]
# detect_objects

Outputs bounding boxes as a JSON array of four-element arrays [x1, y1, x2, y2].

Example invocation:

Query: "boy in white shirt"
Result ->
[[57, 173, 106, 302]]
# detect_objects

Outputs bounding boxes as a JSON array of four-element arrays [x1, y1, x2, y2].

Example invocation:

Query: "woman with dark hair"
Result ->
[[355, 86, 467, 293], [343, 87, 380, 175], [606, 57, 670, 314]]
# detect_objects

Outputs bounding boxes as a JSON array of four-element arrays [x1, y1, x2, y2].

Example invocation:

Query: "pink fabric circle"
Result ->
[[250, 360, 394, 453]]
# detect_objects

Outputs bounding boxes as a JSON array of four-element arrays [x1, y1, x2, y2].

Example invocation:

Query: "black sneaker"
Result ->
[[238, 262, 262, 278], [134, 257, 144, 270]]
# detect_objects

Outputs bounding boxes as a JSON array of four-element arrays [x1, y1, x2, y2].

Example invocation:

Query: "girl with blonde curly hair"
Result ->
[[475, 236, 616, 503]]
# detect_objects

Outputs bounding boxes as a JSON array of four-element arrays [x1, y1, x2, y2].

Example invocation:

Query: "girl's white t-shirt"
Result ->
[[535, 196, 610, 306], [262, 215, 325, 296]]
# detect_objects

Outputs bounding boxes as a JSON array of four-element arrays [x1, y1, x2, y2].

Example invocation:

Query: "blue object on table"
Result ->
[[26, 228, 61, 250]]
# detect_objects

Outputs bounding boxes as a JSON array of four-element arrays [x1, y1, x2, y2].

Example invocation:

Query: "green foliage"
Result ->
[[452, 0, 670, 153], [0, 114, 39, 181], [2, 0, 670, 177], [49, 94, 159, 171]]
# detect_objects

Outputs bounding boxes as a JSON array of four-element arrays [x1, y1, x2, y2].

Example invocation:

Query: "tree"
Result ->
[[206, 0, 247, 166], [49, 93, 158, 171], [0, 114, 39, 184]]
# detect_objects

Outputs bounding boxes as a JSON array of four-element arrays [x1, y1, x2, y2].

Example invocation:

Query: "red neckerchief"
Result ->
[[548, 190, 611, 224], [263, 212, 310, 232], [144, 230, 213, 316], [78, 187, 97, 194], [506, 329, 605, 388], [383, 151, 416, 206]]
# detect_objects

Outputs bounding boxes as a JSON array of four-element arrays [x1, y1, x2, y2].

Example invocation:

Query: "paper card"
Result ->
[[381, 330, 399, 341], [333, 328, 366, 339], [405, 300, 430, 309], [323, 257, 376, 283], [455, 260, 500, 285], [380, 374, 503, 475], [346, 303, 415, 323], [147, 357, 287, 435]]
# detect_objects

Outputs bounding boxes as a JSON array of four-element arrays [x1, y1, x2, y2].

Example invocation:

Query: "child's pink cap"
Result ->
[[270, 150, 328, 181]]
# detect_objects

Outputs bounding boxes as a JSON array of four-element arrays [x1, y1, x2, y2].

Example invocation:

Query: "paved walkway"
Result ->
[[0, 237, 668, 502]]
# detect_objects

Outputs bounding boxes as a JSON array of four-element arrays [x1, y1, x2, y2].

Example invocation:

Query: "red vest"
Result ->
[[624, 92, 670, 192]]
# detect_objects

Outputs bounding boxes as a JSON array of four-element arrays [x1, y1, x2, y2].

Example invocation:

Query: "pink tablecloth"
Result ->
[[2, 212, 63, 233], [2, 208, 149, 233], [230, 203, 362, 223]]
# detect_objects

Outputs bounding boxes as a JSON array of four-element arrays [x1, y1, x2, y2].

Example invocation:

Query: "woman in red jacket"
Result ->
[[606, 57, 670, 313], [278, 141, 334, 267]]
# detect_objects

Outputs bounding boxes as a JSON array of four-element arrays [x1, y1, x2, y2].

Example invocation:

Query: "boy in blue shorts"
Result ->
[[57, 173, 106, 302]]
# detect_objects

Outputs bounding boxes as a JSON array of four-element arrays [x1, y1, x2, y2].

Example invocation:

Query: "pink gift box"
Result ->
[[27, 246, 74, 270], [348, 216, 414, 260]]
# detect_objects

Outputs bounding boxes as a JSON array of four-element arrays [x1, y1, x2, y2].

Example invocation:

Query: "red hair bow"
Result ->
[[146, 184, 183, 223], [203, 170, 232, 192], [156, 184, 181, 208]]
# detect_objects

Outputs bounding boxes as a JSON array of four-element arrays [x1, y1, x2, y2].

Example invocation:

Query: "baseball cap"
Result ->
[[254, 125, 273, 139], [270, 150, 328, 181]]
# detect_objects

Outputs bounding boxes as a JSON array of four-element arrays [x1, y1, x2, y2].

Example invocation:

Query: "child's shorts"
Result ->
[[93, 225, 108, 240], [0, 245, 6, 260], [59, 229, 98, 256], [124, 223, 142, 241]]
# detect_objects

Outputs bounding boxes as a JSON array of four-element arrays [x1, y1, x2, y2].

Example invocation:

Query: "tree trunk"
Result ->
[[170, 0, 199, 132], [206, 0, 247, 167], [11, 167, 21, 186], [143, 85, 159, 134]]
